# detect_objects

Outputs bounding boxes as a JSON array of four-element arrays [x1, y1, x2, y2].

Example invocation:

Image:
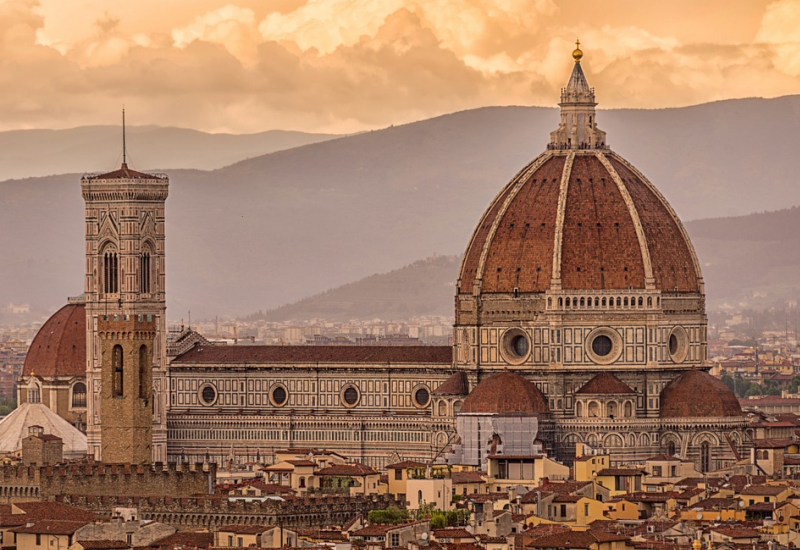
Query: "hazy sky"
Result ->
[[3, 0, 800, 133]]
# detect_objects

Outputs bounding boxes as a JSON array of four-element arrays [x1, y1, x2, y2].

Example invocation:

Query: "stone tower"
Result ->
[[96, 313, 155, 463], [81, 151, 169, 462]]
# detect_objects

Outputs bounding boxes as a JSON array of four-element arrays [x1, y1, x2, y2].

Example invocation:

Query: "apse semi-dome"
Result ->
[[659, 370, 742, 418], [24, 303, 86, 378], [461, 371, 549, 415], [457, 57, 702, 296]]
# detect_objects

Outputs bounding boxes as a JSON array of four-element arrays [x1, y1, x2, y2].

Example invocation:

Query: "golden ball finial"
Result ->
[[573, 38, 583, 63]]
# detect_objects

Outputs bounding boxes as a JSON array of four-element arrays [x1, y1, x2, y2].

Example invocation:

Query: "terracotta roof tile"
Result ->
[[24, 304, 86, 378], [173, 345, 451, 365], [461, 372, 548, 415], [433, 372, 470, 396], [576, 373, 634, 395], [660, 370, 742, 419]]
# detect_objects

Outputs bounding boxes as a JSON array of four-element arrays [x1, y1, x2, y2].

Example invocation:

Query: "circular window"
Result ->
[[668, 326, 689, 363], [413, 386, 431, 408], [342, 385, 360, 407], [270, 384, 288, 407], [198, 383, 217, 406], [584, 327, 623, 365], [591, 335, 613, 357], [499, 328, 531, 365]]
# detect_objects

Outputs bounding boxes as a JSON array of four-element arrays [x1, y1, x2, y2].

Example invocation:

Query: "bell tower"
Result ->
[[81, 115, 169, 462]]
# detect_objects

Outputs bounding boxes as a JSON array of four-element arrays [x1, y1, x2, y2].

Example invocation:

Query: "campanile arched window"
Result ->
[[139, 345, 148, 399], [103, 246, 119, 294], [140, 245, 152, 294], [112, 345, 124, 397]]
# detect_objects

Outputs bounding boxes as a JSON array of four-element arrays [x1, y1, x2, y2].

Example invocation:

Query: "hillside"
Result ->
[[237, 207, 800, 321], [3, 98, 800, 320], [252, 256, 459, 321], [0, 126, 339, 179]]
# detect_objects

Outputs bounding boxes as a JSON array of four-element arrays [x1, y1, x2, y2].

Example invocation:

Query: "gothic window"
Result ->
[[700, 441, 711, 472], [103, 247, 119, 294], [139, 345, 148, 399], [140, 249, 152, 293], [71, 382, 87, 408], [113, 345, 124, 397]]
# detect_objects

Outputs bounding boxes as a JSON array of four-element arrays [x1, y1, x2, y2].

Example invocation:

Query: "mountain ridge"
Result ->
[[3, 99, 800, 320]]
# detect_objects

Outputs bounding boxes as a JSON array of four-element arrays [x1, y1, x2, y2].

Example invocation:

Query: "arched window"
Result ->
[[437, 400, 448, 416], [139, 345, 148, 399], [72, 382, 86, 408], [607, 401, 618, 419], [103, 247, 119, 294], [638, 297, 643, 307], [580, 297, 585, 307], [576, 401, 583, 417], [453, 400, 463, 414], [667, 441, 676, 457], [113, 345, 124, 397], [700, 441, 711, 472], [140, 248, 152, 294], [299, 477, 306, 488], [588, 401, 599, 417], [27, 382, 41, 404], [566, 297, 571, 307], [624, 401, 633, 418], [647, 297, 652, 307], [623, 297, 629, 307], [601, 297, 607, 307], [594, 297, 599, 307]]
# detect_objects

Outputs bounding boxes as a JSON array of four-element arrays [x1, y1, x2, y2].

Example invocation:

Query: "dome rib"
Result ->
[[474, 152, 555, 292], [608, 152, 704, 292], [550, 152, 575, 288], [596, 152, 655, 289]]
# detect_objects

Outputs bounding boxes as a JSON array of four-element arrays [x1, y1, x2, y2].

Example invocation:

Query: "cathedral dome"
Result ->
[[461, 371, 549, 415], [659, 370, 742, 419], [458, 54, 702, 297], [24, 303, 86, 378]]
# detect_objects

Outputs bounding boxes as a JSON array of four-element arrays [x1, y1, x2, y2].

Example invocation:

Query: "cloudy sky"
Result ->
[[3, 0, 800, 133]]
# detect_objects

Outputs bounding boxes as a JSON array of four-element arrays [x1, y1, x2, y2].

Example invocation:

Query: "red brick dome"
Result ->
[[659, 370, 742, 418], [458, 150, 703, 295], [24, 304, 86, 378], [461, 371, 548, 415]]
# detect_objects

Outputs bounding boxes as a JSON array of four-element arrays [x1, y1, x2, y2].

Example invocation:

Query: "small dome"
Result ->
[[660, 370, 742, 419], [24, 304, 86, 378], [461, 371, 549, 415]]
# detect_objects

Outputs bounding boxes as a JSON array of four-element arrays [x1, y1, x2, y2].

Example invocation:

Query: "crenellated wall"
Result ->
[[56, 493, 402, 530], [0, 462, 215, 503]]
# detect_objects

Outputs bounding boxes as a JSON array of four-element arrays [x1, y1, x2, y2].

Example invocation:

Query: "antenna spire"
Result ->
[[122, 107, 127, 167]]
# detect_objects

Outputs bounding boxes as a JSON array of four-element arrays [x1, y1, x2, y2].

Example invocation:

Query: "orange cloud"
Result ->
[[0, 0, 799, 133]]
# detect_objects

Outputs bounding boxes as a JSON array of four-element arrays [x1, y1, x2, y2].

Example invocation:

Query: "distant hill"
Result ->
[[686, 206, 800, 308], [250, 255, 459, 321], [0, 126, 339, 179], [4, 98, 800, 319], [237, 207, 800, 321]]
